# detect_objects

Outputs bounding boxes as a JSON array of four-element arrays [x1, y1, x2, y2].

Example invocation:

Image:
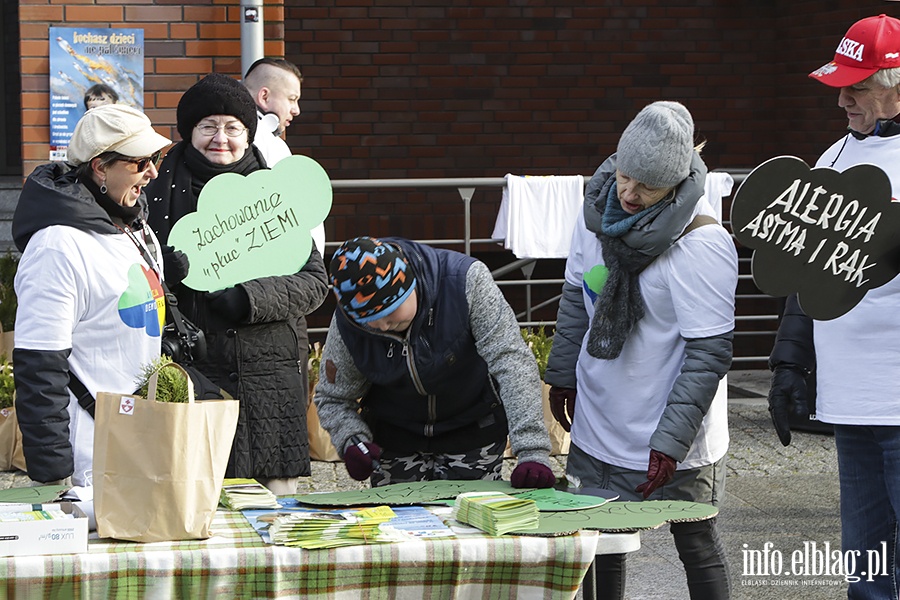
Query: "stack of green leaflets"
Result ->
[[269, 505, 404, 549], [220, 478, 280, 510], [453, 491, 539, 535]]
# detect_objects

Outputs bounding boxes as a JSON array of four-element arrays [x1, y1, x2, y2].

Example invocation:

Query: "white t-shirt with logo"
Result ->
[[15, 225, 164, 485], [567, 198, 737, 470], [813, 134, 900, 424]]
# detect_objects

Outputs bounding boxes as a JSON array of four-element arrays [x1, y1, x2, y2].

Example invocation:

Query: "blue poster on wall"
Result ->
[[48, 27, 144, 162]]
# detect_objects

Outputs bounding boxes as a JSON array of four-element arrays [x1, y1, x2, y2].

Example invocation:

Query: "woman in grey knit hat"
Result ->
[[545, 101, 737, 600]]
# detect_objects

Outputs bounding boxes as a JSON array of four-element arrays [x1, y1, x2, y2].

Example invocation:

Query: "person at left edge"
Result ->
[[12, 104, 173, 486], [314, 236, 555, 489], [146, 74, 329, 496]]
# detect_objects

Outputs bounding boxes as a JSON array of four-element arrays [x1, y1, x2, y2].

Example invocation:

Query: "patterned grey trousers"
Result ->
[[370, 440, 506, 487]]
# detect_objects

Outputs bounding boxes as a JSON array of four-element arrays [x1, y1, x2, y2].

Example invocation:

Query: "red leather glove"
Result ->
[[635, 450, 677, 499], [510, 461, 556, 488], [548, 386, 577, 432], [343, 439, 383, 481]]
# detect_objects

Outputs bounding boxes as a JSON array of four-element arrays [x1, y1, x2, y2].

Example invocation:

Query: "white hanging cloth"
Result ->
[[491, 174, 584, 259]]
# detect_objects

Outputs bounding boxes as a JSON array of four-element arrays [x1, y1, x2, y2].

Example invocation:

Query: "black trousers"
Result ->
[[588, 518, 730, 600]]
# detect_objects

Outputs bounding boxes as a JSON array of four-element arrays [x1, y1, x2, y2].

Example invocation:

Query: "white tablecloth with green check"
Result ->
[[0, 509, 600, 599]]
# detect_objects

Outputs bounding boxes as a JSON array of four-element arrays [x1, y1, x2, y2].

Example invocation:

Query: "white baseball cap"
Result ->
[[67, 104, 171, 166]]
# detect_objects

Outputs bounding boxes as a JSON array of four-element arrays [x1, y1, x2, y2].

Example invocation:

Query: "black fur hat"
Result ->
[[176, 73, 258, 143]]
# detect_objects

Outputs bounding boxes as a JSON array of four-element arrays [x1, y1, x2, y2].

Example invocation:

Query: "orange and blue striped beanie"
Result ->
[[330, 237, 417, 324]]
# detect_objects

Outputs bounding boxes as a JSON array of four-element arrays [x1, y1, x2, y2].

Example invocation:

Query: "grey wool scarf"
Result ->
[[584, 152, 707, 359], [586, 176, 660, 359]]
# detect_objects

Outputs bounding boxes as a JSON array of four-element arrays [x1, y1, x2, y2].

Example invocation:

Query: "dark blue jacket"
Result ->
[[334, 239, 508, 453]]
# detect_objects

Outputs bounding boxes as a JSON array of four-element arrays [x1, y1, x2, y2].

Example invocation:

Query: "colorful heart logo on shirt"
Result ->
[[583, 264, 609, 303], [117, 263, 164, 336]]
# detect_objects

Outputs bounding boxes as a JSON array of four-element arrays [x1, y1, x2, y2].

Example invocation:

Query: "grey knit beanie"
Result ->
[[616, 101, 694, 188]]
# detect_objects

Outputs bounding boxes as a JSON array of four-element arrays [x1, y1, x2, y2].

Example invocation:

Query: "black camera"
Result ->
[[161, 315, 207, 364]]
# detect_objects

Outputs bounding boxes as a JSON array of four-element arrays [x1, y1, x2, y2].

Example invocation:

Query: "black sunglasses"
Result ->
[[121, 150, 163, 172]]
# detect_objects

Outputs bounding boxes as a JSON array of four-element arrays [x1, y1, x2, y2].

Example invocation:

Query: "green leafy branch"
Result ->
[[134, 356, 191, 403], [0, 252, 19, 333], [308, 342, 322, 390], [521, 326, 553, 381], [0, 356, 14, 410]]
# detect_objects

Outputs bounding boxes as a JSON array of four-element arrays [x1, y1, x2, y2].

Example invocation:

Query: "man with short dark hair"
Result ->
[[243, 57, 324, 253]]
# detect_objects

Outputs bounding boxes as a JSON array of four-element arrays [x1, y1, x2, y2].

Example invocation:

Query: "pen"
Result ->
[[349, 435, 382, 472]]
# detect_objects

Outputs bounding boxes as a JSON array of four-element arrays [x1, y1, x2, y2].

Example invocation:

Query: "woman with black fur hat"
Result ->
[[146, 74, 328, 496]]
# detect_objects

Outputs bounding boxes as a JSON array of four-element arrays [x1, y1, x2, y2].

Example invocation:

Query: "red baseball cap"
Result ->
[[809, 14, 900, 87]]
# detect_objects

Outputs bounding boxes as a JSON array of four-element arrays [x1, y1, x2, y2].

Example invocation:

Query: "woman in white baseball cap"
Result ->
[[11, 104, 176, 487]]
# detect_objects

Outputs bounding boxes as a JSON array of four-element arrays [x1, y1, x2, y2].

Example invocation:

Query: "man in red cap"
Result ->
[[769, 13, 900, 599]]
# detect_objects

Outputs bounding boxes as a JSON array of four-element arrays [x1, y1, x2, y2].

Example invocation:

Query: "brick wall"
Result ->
[[279, 1, 900, 244], [19, 0, 285, 178], [275, 0, 896, 359], [17, 1, 894, 209]]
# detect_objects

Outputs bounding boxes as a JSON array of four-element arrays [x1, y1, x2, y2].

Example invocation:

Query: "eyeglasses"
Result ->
[[195, 123, 248, 138], [121, 150, 163, 172]]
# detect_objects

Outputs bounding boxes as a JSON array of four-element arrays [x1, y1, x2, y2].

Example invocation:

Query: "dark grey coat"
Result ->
[[192, 248, 328, 479]]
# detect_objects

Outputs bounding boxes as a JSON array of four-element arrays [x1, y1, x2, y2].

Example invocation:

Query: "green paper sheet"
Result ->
[[0, 485, 69, 504], [512, 488, 615, 512], [294, 482, 716, 537], [296, 480, 529, 507], [513, 500, 719, 535]]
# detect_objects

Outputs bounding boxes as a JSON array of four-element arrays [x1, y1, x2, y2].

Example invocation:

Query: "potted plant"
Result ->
[[519, 326, 570, 456], [0, 252, 18, 357], [135, 356, 192, 403]]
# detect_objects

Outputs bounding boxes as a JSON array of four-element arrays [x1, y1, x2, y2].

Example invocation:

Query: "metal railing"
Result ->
[[318, 170, 775, 366]]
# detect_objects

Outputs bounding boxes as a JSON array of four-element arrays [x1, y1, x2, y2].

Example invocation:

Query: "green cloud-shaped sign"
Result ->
[[168, 155, 332, 292]]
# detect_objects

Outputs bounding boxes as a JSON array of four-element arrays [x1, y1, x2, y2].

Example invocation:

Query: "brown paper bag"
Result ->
[[12, 413, 25, 472], [505, 382, 571, 457], [307, 389, 341, 462], [0, 331, 14, 360], [0, 407, 17, 471], [0, 406, 26, 472], [93, 363, 239, 542]]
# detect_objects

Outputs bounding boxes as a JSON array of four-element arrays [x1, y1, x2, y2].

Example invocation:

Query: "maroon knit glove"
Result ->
[[635, 450, 677, 499], [510, 462, 556, 488], [548, 386, 577, 432], [343, 439, 382, 481]]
